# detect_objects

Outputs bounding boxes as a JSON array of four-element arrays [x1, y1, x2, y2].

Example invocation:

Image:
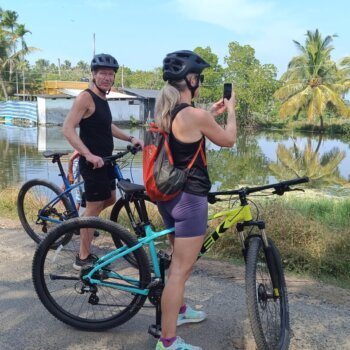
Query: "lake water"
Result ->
[[1, 124, 349, 195]]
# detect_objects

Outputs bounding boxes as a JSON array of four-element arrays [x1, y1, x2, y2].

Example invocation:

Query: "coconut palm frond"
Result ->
[[279, 87, 312, 118], [273, 81, 305, 100], [320, 85, 349, 117]]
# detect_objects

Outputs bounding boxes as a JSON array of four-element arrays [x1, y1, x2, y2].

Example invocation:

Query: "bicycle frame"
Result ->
[[37, 180, 83, 225], [82, 225, 175, 294], [200, 204, 253, 256], [38, 152, 131, 225]]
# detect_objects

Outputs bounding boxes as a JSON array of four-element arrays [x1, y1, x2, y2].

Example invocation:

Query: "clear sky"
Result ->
[[3, 0, 350, 77]]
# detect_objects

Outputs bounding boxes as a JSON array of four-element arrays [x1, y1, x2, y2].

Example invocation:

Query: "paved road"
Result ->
[[1, 225, 350, 350]]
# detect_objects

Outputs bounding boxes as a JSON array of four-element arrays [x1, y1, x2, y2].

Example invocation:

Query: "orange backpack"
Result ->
[[143, 122, 204, 202]]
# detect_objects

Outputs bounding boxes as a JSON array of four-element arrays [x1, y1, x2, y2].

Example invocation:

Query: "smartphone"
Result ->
[[223, 83, 232, 100]]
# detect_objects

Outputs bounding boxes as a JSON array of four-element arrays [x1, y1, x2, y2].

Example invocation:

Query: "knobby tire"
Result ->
[[245, 237, 290, 350]]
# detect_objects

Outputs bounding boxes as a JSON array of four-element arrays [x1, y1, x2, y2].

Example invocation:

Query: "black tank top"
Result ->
[[79, 89, 114, 158], [170, 103, 211, 196]]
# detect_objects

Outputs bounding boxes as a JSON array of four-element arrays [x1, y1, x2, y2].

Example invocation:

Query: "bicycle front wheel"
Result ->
[[32, 217, 151, 331], [245, 237, 290, 350], [17, 179, 75, 245]]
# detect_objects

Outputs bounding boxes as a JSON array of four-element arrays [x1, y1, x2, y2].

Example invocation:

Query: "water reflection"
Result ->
[[269, 135, 347, 187], [0, 125, 349, 194]]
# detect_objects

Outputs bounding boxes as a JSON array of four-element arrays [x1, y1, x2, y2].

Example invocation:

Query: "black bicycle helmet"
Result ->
[[163, 50, 210, 81], [91, 53, 119, 72]]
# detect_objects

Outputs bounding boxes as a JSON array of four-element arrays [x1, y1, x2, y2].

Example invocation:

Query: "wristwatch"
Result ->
[[128, 135, 135, 142]]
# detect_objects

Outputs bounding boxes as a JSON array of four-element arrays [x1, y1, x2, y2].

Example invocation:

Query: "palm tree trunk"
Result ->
[[319, 116, 324, 132], [0, 72, 8, 100]]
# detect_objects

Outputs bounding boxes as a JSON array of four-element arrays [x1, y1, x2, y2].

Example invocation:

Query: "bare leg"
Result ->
[[79, 190, 116, 259], [160, 235, 204, 339]]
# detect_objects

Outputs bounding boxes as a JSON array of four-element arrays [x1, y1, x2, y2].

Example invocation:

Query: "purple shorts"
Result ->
[[157, 192, 208, 238]]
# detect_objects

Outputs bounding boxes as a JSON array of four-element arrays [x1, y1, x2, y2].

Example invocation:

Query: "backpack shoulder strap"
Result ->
[[187, 138, 205, 169]]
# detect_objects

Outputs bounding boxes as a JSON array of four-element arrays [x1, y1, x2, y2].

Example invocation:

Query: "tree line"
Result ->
[[1, 8, 349, 130]]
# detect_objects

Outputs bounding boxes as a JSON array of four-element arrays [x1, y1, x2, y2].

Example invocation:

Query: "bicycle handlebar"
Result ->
[[208, 176, 309, 203], [82, 145, 142, 167]]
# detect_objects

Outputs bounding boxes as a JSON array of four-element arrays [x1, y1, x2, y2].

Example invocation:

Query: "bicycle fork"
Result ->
[[237, 221, 282, 298]]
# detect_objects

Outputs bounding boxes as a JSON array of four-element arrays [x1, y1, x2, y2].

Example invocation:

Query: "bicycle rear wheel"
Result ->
[[245, 237, 290, 350], [110, 198, 170, 266], [17, 179, 75, 245], [32, 217, 151, 331]]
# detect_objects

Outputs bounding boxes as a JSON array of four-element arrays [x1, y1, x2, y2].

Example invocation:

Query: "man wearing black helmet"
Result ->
[[63, 53, 143, 270], [153, 50, 236, 350]]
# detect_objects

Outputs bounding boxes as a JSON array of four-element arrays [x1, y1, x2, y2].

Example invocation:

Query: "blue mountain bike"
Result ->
[[17, 146, 165, 251]]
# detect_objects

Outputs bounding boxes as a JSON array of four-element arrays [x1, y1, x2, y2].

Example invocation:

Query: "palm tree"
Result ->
[[0, 12, 38, 100], [0, 30, 37, 100], [2, 10, 18, 50], [274, 29, 350, 130], [15, 24, 32, 98], [1, 10, 18, 87]]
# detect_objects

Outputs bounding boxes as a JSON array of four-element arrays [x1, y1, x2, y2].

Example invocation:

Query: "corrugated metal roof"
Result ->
[[121, 88, 160, 99], [58, 89, 136, 99]]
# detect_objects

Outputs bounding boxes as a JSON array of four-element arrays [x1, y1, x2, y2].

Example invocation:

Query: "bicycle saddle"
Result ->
[[117, 179, 145, 194], [43, 151, 68, 158]]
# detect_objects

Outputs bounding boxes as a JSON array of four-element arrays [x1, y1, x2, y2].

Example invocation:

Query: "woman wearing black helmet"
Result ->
[[62, 53, 143, 270], [154, 50, 237, 350]]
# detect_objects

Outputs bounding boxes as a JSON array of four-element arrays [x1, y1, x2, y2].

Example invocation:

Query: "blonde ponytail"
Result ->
[[155, 80, 187, 132]]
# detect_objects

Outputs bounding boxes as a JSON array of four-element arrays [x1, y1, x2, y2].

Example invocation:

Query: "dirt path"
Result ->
[[1, 219, 350, 350]]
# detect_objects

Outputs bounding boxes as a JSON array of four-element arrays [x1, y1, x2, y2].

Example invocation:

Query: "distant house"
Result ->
[[120, 88, 160, 122], [37, 88, 138, 125]]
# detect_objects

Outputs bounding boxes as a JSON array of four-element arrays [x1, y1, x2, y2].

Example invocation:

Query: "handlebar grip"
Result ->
[[127, 144, 142, 154], [282, 176, 309, 186]]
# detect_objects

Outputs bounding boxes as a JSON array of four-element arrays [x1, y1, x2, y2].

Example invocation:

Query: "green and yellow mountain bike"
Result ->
[[32, 176, 309, 350]]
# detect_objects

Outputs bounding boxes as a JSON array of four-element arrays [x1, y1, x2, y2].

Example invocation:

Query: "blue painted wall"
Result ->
[[0, 101, 37, 124]]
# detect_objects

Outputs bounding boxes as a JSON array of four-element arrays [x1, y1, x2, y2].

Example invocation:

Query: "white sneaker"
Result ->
[[177, 304, 207, 326], [156, 336, 202, 350]]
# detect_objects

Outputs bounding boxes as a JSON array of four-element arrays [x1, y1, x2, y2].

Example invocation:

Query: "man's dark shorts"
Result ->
[[79, 162, 116, 202]]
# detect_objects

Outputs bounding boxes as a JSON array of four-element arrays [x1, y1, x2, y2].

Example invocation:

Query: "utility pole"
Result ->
[[22, 71, 25, 101], [58, 58, 61, 78], [121, 65, 124, 88]]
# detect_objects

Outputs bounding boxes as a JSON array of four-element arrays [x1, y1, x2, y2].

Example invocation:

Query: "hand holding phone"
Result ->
[[223, 83, 232, 100]]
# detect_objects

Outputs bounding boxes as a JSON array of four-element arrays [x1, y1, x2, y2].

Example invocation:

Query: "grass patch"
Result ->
[[0, 187, 19, 221], [283, 196, 350, 229]]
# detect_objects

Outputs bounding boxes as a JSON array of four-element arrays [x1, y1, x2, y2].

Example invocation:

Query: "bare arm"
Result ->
[[199, 91, 237, 147]]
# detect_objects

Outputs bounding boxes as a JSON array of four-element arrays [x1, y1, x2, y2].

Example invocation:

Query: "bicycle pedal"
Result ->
[[148, 324, 161, 338]]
